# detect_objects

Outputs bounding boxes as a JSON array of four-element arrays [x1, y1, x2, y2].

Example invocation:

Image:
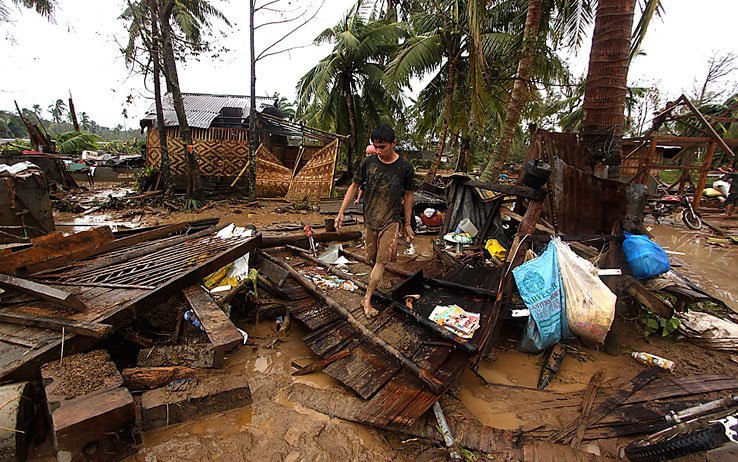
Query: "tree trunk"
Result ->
[[248, 0, 257, 201], [424, 58, 456, 183], [343, 74, 357, 177], [579, 0, 637, 180], [67, 93, 79, 132], [457, 117, 473, 173], [480, 0, 543, 183], [159, 0, 203, 199], [149, 0, 169, 190]]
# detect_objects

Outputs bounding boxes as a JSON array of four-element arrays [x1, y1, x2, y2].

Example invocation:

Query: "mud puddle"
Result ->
[[649, 224, 738, 311]]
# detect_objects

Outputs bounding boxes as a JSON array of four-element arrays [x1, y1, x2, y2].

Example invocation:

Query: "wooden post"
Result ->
[[692, 141, 716, 211], [260, 251, 444, 394], [642, 133, 658, 185]]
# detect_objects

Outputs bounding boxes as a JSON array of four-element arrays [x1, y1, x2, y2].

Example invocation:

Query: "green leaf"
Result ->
[[646, 318, 659, 330]]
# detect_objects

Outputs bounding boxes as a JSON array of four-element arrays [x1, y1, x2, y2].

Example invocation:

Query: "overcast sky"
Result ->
[[1, 1, 736, 129]]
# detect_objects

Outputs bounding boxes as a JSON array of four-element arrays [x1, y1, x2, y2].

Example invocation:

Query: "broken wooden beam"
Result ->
[[0, 311, 111, 337], [182, 285, 243, 368], [140, 374, 251, 431], [260, 250, 444, 395], [0, 274, 86, 311], [622, 275, 674, 319], [121, 366, 215, 391], [548, 367, 660, 444], [292, 350, 351, 376], [137, 344, 216, 368], [261, 230, 361, 248], [571, 369, 605, 449], [0, 226, 115, 274]]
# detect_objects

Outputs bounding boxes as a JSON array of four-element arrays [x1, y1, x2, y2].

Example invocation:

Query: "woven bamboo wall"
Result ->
[[286, 139, 339, 201], [146, 127, 249, 182], [254, 144, 292, 197]]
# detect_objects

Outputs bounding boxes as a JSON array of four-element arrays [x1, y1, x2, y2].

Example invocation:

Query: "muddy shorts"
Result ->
[[365, 222, 399, 265], [727, 192, 738, 206]]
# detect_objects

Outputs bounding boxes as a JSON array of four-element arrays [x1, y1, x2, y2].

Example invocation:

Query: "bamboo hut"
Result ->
[[140, 93, 344, 199]]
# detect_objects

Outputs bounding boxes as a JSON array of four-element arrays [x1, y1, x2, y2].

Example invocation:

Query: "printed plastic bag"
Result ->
[[553, 238, 616, 344], [513, 241, 572, 353], [622, 232, 670, 280]]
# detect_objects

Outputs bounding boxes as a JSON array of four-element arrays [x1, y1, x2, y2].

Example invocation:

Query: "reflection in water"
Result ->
[[649, 225, 738, 311]]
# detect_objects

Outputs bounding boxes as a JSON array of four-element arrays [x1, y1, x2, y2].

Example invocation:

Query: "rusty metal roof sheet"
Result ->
[[141, 93, 277, 129]]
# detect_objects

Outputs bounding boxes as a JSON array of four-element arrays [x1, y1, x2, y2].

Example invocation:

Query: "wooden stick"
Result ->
[[0, 274, 86, 311], [260, 251, 444, 394], [571, 369, 605, 449], [291, 350, 350, 376], [0, 312, 112, 338], [30, 281, 156, 290]]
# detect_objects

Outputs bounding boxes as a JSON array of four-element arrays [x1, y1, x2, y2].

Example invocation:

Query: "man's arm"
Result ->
[[354, 188, 364, 205], [403, 190, 414, 241], [335, 182, 360, 230]]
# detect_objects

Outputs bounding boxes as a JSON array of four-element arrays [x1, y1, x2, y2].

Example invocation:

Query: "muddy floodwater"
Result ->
[[649, 224, 738, 311]]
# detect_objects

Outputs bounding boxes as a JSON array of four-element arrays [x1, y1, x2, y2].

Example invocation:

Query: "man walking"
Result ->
[[335, 125, 415, 317]]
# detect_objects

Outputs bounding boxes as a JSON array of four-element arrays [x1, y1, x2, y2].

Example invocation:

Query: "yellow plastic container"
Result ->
[[485, 239, 507, 260]]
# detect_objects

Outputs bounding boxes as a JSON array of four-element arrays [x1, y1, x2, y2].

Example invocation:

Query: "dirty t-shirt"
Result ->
[[353, 155, 415, 230]]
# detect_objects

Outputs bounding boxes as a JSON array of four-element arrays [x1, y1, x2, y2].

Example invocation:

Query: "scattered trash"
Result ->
[[631, 352, 675, 371], [455, 217, 478, 237], [622, 232, 670, 280], [677, 310, 738, 351], [304, 273, 359, 292], [513, 240, 571, 353], [538, 343, 566, 390], [318, 244, 352, 265], [429, 304, 480, 339], [554, 238, 616, 344], [484, 239, 507, 260], [183, 310, 204, 331]]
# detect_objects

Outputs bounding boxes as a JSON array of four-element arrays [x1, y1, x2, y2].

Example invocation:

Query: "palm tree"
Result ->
[[79, 112, 91, 131], [55, 131, 103, 155], [0, 0, 55, 23], [48, 99, 66, 124], [157, 0, 229, 199], [272, 92, 296, 120], [296, 8, 405, 176], [31, 104, 42, 119]]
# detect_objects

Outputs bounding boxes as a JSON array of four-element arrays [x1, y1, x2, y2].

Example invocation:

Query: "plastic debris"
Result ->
[[429, 304, 480, 339], [632, 352, 675, 372]]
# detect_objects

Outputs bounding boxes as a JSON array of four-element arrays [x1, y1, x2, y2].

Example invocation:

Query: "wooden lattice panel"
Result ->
[[255, 144, 292, 197], [285, 139, 338, 201], [146, 129, 248, 178]]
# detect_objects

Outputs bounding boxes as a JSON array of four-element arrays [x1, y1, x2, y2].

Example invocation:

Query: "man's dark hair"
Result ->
[[370, 124, 395, 143]]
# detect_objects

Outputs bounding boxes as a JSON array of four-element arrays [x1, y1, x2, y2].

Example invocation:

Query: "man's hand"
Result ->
[[353, 198, 360, 206], [405, 223, 415, 242], [335, 212, 345, 230]]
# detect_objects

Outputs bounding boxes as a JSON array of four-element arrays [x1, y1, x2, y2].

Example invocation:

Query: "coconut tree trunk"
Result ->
[[424, 58, 456, 183], [149, 0, 169, 189], [159, 0, 203, 199], [67, 93, 79, 132], [248, 0, 257, 201], [480, 0, 542, 183], [343, 74, 357, 177], [579, 0, 637, 180]]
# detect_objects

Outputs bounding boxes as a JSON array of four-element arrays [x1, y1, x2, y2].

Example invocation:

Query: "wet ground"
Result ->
[[31, 183, 738, 461], [648, 223, 738, 312]]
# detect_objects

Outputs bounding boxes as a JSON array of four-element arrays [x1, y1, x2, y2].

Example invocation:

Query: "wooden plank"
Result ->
[[259, 257, 289, 287], [122, 366, 215, 390], [182, 285, 243, 368], [571, 370, 605, 449], [28, 222, 188, 273], [462, 180, 546, 200], [292, 349, 350, 376], [626, 374, 738, 404], [0, 226, 114, 274], [0, 311, 111, 337], [547, 368, 660, 444], [323, 343, 399, 399], [0, 274, 86, 311], [622, 275, 673, 319]]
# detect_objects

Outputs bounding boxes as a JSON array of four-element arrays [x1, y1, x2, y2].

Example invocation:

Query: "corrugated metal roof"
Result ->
[[141, 93, 277, 129]]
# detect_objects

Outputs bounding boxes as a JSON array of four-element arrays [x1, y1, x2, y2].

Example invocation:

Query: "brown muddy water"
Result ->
[[649, 224, 738, 311]]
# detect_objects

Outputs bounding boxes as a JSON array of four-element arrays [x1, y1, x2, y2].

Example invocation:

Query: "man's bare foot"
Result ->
[[362, 298, 379, 317]]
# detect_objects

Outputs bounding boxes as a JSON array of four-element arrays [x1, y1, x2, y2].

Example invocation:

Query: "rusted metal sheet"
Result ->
[[549, 157, 647, 235]]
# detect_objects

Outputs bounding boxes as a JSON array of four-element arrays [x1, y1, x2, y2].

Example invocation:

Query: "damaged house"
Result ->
[[140, 93, 344, 200]]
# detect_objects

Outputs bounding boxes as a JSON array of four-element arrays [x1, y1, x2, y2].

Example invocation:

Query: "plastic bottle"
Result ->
[[183, 310, 204, 331], [631, 352, 675, 372]]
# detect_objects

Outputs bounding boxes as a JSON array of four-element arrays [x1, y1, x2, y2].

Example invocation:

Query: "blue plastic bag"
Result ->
[[622, 232, 670, 280], [513, 241, 572, 353]]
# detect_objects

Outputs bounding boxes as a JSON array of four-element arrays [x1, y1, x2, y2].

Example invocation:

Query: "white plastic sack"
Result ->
[[553, 238, 616, 343]]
